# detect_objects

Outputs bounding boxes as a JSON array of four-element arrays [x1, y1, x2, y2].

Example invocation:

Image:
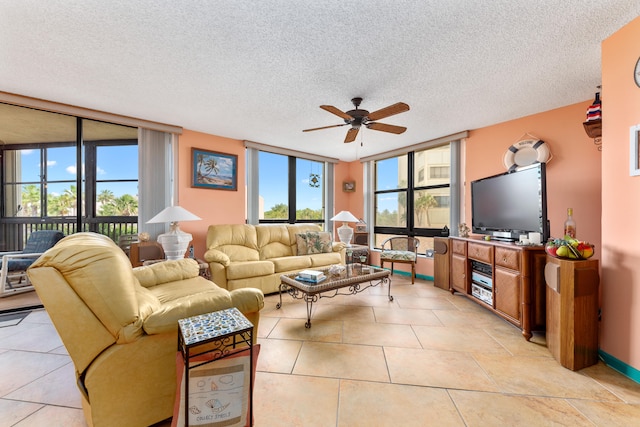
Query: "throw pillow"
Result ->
[[295, 233, 309, 255], [304, 231, 332, 254], [296, 232, 333, 255]]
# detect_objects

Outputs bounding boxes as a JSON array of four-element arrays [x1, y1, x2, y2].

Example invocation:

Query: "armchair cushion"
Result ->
[[143, 277, 234, 334], [380, 250, 417, 262], [227, 260, 274, 280]]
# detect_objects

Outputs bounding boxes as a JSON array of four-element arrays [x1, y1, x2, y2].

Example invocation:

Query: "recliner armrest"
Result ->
[[133, 258, 200, 288]]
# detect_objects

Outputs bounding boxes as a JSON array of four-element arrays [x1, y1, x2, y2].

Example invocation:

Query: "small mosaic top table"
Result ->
[[177, 307, 254, 427]]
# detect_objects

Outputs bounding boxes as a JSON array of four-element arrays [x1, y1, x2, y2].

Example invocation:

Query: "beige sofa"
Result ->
[[27, 232, 264, 427], [204, 223, 346, 294]]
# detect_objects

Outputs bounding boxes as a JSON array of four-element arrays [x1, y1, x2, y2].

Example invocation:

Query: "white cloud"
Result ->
[[97, 166, 106, 175], [66, 165, 76, 174], [47, 160, 56, 166]]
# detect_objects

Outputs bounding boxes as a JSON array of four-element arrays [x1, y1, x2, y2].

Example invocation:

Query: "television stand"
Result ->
[[446, 236, 546, 340]]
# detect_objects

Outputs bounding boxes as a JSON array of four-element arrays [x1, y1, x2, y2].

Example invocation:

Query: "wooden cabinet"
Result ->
[[442, 237, 546, 340], [545, 256, 599, 370], [433, 237, 450, 290]]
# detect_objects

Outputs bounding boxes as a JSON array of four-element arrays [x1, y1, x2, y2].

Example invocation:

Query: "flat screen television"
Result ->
[[471, 163, 548, 242]]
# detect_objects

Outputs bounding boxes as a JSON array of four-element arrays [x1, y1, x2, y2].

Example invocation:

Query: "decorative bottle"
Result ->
[[564, 208, 576, 238]]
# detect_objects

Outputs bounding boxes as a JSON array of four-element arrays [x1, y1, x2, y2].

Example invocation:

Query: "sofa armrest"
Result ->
[[204, 248, 231, 266], [332, 242, 347, 264], [332, 242, 346, 252]]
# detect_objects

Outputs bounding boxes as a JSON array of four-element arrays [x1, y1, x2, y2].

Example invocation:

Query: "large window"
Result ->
[[245, 141, 336, 227], [373, 144, 452, 250], [0, 103, 139, 249], [257, 151, 325, 223]]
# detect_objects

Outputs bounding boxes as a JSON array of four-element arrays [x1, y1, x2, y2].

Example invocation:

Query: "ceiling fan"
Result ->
[[303, 97, 410, 143]]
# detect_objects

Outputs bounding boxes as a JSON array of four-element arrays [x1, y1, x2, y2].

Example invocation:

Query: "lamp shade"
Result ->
[[330, 211, 359, 223], [146, 206, 201, 224]]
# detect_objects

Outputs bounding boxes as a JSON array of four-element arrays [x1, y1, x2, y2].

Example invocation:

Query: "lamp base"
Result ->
[[337, 223, 354, 247], [157, 228, 192, 260]]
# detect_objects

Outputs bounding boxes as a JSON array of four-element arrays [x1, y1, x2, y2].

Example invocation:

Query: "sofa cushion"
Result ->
[[227, 260, 274, 280], [296, 231, 332, 255], [257, 224, 293, 259], [206, 224, 260, 262], [270, 256, 313, 273], [309, 252, 342, 267]]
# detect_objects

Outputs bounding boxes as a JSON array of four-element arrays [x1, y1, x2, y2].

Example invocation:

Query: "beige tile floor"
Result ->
[[2, 276, 640, 426]]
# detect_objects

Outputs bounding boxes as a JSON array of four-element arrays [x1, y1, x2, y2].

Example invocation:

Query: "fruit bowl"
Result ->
[[545, 237, 594, 260]]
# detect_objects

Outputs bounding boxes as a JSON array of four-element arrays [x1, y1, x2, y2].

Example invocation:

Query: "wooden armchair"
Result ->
[[379, 236, 420, 284]]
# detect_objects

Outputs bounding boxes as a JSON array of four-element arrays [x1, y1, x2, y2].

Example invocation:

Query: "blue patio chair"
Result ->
[[0, 230, 65, 297]]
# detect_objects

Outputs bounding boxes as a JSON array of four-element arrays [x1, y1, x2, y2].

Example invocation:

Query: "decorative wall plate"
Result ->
[[503, 139, 551, 171]]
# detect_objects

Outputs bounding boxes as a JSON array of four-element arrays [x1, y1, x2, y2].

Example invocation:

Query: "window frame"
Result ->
[[370, 140, 461, 249]]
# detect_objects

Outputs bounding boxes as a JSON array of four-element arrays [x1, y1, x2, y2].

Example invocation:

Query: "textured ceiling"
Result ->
[[1, 1, 638, 161]]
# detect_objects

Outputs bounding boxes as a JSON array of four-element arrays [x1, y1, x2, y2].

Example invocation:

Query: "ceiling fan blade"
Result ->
[[367, 102, 410, 121], [366, 122, 407, 134], [320, 105, 353, 121], [303, 123, 348, 132], [344, 127, 359, 143]]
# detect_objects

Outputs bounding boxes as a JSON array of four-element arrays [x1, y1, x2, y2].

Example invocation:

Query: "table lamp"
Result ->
[[330, 210, 360, 247], [146, 206, 201, 260]]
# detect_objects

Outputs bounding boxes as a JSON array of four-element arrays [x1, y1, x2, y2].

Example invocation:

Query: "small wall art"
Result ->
[[343, 181, 356, 192], [192, 148, 238, 191]]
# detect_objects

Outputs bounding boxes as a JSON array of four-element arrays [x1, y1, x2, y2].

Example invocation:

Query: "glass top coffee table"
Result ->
[[277, 264, 392, 328]]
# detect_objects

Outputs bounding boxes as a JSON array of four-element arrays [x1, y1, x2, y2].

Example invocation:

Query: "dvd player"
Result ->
[[471, 271, 492, 288]]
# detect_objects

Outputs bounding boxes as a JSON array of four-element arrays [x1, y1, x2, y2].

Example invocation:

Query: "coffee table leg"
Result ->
[[386, 276, 394, 301], [304, 293, 318, 328], [276, 283, 285, 309]]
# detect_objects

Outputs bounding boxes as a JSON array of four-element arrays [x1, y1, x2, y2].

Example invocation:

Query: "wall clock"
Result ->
[[635, 56, 640, 88]]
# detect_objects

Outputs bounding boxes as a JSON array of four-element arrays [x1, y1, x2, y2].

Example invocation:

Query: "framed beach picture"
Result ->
[[192, 148, 238, 191]]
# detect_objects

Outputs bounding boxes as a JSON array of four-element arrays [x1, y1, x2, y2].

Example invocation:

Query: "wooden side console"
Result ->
[[545, 256, 599, 370], [446, 237, 547, 340]]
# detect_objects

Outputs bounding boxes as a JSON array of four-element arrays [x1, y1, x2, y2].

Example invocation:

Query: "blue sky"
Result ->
[[18, 145, 138, 197]]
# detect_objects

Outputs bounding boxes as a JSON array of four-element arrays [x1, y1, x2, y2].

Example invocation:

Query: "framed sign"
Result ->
[[192, 148, 238, 191], [631, 124, 640, 176]]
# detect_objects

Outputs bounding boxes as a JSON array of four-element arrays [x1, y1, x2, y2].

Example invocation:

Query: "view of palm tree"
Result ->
[[19, 185, 138, 217]]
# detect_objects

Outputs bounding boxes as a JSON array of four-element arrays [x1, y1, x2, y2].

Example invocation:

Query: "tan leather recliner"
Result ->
[[27, 232, 264, 427]]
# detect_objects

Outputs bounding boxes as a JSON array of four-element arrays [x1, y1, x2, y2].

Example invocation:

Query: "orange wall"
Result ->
[[465, 102, 602, 251], [600, 16, 640, 370], [177, 104, 604, 288], [176, 130, 246, 258]]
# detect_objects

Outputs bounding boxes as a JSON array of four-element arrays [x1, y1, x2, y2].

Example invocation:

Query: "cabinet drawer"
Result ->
[[495, 247, 520, 271], [468, 242, 493, 263], [452, 239, 467, 256]]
